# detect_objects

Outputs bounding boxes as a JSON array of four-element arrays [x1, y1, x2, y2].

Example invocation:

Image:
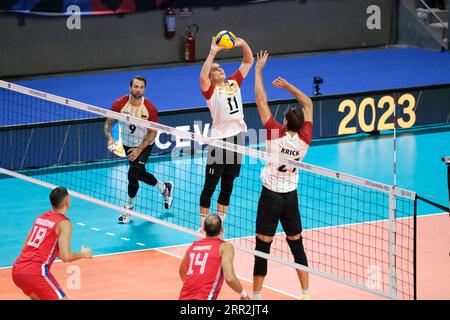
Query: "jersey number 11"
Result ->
[[227, 97, 240, 115]]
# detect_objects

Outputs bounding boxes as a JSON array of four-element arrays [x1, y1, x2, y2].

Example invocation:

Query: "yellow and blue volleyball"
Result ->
[[215, 30, 236, 49]]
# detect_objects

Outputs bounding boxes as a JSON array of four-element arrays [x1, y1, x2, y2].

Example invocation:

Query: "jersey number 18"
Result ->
[[26, 226, 47, 248]]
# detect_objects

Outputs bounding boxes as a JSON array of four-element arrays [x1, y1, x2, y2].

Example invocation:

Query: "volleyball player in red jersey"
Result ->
[[12, 187, 92, 300], [179, 214, 249, 300]]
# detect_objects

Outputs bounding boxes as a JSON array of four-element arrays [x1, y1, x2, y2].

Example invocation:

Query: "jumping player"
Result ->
[[199, 36, 254, 229], [12, 187, 93, 300], [104, 75, 174, 223], [252, 51, 314, 300], [179, 214, 249, 300]]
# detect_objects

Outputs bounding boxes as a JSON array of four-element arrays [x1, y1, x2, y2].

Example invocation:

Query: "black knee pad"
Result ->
[[218, 174, 235, 206], [200, 175, 220, 208], [253, 237, 272, 276], [287, 237, 308, 267]]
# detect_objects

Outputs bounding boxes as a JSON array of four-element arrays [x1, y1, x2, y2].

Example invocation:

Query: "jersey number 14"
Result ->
[[187, 252, 209, 275]]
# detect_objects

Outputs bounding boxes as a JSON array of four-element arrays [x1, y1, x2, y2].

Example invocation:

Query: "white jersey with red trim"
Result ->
[[261, 117, 313, 193], [202, 70, 247, 139], [111, 95, 158, 148]]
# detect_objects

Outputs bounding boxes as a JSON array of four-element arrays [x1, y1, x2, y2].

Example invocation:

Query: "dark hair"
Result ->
[[130, 76, 147, 87], [50, 187, 69, 209], [204, 214, 222, 237], [284, 106, 305, 132]]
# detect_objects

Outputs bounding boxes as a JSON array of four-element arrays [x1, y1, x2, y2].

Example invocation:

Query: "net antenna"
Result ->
[[388, 92, 398, 297]]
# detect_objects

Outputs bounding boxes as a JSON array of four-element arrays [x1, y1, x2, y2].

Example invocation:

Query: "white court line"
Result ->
[[2, 211, 446, 271], [155, 248, 299, 299]]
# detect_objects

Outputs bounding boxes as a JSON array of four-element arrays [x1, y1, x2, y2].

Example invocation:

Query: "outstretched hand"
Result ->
[[210, 37, 224, 54], [234, 37, 245, 48], [272, 76, 290, 89], [255, 50, 269, 71]]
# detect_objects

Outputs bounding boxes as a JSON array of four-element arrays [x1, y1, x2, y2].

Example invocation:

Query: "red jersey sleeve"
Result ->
[[298, 121, 313, 145], [201, 84, 215, 100], [228, 70, 244, 87], [264, 117, 285, 140], [144, 99, 158, 122], [111, 96, 128, 112]]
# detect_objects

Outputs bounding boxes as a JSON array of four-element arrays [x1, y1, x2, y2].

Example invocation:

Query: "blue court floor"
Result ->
[[13, 47, 450, 112]]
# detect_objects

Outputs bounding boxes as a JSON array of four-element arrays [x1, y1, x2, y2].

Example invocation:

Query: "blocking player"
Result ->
[[12, 187, 93, 300], [199, 36, 254, 229], [179, 214, 249, 300], [104, 75, 173, 223], [253, 51, 314, 300]]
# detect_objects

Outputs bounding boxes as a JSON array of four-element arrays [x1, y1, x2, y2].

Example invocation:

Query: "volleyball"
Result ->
[[215, 30, 236, 49]]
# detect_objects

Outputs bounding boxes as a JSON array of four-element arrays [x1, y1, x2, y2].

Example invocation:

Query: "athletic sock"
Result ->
[[253, 291, 262, 300], [218, 212, 226, 222], [126, 196, 135, 207], [156, 180, 166, 194], [200, 214, 207, 230]]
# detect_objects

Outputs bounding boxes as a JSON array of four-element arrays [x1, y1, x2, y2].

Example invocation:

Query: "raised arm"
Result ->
[[254, 50, 272, 125], [272, 77, 314, 122], [220, 243, 249, 300], [57, 220, 92, 263], [234, 38, 254, 78], [200, 37, 223, 92]]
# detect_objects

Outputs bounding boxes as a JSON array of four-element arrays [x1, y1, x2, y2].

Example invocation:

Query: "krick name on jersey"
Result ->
[[280, 147, 300, 156]]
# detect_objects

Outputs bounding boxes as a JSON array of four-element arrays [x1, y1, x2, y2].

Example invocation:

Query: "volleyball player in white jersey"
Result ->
[[198, 36, 254, 229], [253, 51, 314, 300], [104, 76, 173, 224]]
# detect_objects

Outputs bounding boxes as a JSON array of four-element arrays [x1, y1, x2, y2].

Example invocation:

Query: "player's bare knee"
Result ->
[[287, 233, 301, 241], [256, 233, 273, 243]]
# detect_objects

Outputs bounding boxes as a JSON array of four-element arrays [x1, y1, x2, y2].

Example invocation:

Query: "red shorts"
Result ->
[[12, 265, 66, 300]]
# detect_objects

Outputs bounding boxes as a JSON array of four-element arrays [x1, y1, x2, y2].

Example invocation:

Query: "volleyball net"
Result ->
[[0, 80, 417, 299]]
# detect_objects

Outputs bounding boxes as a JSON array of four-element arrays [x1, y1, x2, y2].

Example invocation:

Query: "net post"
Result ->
[[388, 186, 398, 298], [413, 195, 418, 300]]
